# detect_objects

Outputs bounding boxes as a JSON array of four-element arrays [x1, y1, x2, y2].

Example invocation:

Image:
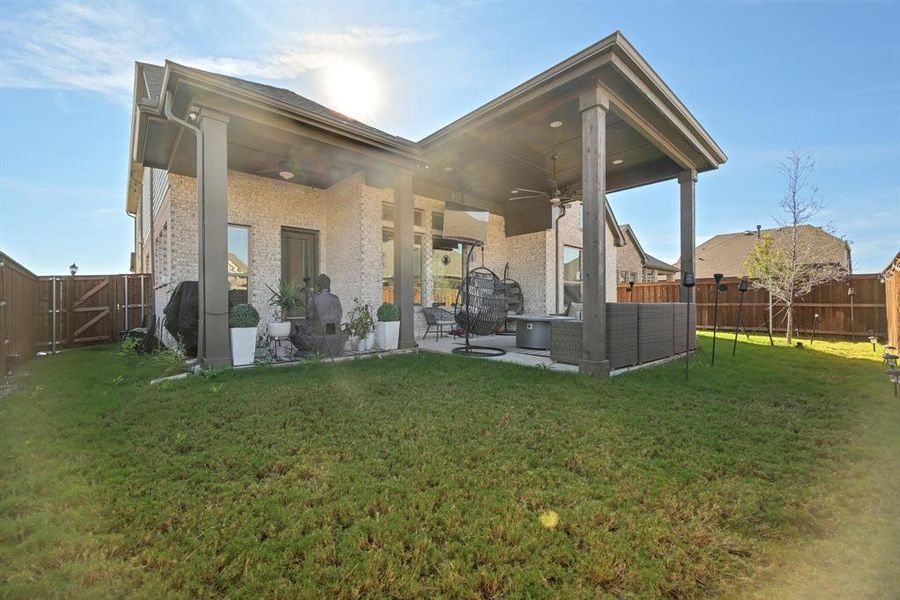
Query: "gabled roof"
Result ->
[[138, 61, 416, 148], [619, 224, 676, 271], [680, 224, 851, 278]]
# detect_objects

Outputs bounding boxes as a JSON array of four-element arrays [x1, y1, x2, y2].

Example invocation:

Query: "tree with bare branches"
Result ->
[[745, 151, 849, 344]]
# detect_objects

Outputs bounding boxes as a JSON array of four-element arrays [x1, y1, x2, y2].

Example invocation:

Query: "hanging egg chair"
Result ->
[[455, 266, 508, 336], [502, 263, 525, 315]]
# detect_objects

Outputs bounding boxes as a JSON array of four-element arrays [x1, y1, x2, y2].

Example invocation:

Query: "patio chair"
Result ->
[[422, 307, 456, 341]]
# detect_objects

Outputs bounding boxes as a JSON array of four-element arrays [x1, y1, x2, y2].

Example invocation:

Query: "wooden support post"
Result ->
[[579, 85, 610, 377], [679, 170, 697, 303], [196, 108, 232, 368], [394, 168, 416, 349]]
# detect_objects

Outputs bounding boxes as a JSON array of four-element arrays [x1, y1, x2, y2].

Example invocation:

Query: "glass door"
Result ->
[[281, 227, 319, 318]]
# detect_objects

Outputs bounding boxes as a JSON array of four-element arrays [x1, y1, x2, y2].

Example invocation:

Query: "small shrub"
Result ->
[[229, 304, 260, 328], [118, 337, 138, 357], [376, 302, 400, 322], [149, 347, 186, 376]]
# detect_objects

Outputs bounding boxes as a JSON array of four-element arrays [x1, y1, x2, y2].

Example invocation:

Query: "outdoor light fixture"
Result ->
[[711, 274, 725, 366], [682, 270, 696, 382], [549, 121, 563, 128], [443, 166, 453, 172], [278, 170, 295, 180], [612, 159, 624, 165], [732, 276, 750, 357], [869, 335, 879, 353], [69, 262, 78, 277], [888, 368, 900, 398]]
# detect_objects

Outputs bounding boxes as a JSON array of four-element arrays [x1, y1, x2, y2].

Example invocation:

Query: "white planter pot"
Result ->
[[230, 327, 257, 366], [355, 336, 367, 352], [268, 321, 291, 338], [376, 321, 400, 350], [365, 332, 375, 351]]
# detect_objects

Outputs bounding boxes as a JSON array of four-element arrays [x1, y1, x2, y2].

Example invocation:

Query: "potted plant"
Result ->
[[375, 302, 400, 350], [346, 298, 374, 352], [229, 303, 260, 366], [266, 279, 301, 338]]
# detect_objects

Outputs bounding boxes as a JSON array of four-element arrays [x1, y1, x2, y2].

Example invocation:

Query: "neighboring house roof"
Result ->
[[138, 62, 416, 148], [619, 224, 677, 272], [677, 224, 851, 278], [880, 250, 900, 282]]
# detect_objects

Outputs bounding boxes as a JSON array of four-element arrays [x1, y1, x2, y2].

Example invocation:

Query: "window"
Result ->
[[382, 229, 423, 305], [432, 237, 470, 306], [563, 245, 582, 304], [227, 225, 250, 306], [382, 202, 423, 228], [617, 269, 630, 284], [642, 268, 657, 283]]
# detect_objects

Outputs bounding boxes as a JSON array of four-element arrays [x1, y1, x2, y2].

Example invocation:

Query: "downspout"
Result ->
[[554, 204, 566, 314]]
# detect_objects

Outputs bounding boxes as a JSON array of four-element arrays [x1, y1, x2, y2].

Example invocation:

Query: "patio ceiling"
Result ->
[[415, 32, 726, 212], [128, 32, 725, 221]]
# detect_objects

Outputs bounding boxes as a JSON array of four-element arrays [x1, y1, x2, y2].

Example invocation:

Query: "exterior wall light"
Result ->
[[69, 262, 78, 277]]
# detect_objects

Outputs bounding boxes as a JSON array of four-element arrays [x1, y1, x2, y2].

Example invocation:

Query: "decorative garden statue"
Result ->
[[290, 273, 346, 356]]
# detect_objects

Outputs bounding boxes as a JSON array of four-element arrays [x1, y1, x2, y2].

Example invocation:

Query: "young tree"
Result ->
[[744, 151, 848, 344]]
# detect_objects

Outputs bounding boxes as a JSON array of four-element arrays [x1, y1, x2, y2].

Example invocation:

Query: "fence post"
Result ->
[[66, 276, 74, 348], [109, 275, 118, 343]]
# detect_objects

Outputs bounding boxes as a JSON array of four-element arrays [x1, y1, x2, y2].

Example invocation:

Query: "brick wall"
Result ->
[[143, 170, 623, 343], [616, 229, 643, 283]]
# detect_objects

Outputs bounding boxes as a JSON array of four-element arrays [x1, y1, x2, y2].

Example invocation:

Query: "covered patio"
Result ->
[[127, 32, 725, 376]]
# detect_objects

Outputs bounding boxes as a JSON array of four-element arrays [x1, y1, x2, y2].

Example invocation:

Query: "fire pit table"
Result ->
[[506, 315, 574, 350]]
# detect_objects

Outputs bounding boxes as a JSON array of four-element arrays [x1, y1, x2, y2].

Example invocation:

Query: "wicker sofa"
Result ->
[[550, 302, 696, 368]]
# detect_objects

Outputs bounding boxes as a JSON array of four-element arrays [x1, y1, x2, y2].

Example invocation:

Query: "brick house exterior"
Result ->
[[133, 168, 621, 341], [126, 33, 726, 373], [615, 225, 678, 283]]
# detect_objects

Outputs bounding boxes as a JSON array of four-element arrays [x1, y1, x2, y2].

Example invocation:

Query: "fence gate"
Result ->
[[36, 274, 152, 352]]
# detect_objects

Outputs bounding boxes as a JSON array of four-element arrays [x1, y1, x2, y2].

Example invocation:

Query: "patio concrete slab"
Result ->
[[418, 333, 689, 376]]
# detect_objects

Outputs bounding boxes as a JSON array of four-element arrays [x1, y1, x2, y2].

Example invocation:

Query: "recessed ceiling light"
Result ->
[[549, 121, 563, 128], [443, 166, 453, 172], [279, 170, 295, 180], [612, 159, 624, 165], [510, 189, 518, 194]]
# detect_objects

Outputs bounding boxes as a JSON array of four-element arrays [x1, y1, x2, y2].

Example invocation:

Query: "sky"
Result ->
[[1, 0, 898, 275]]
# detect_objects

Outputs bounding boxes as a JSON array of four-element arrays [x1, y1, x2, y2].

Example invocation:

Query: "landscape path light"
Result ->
[[682, 270, 695, 383], [732, 277, 749, 357], [711, 274, 725, 366]]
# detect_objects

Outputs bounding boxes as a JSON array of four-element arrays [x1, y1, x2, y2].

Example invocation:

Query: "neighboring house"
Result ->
[[676, 224, 851, 279], [615, 224, 678, 283], [126, 31, 726, 374]]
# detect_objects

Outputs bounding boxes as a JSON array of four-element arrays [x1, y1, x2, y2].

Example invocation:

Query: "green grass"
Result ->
[[1, 335, 898, 598]]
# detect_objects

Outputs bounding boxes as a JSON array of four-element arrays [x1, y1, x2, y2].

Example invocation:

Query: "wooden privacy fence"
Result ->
[[617, 274, 887, 338], [1, 251, 151, 374]]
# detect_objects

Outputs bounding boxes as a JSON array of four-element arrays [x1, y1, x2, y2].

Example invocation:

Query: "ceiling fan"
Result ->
[[507, 153, 580, 205]]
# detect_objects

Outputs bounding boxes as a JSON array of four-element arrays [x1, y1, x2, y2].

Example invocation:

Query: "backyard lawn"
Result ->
[[1, 334, 898, 598]]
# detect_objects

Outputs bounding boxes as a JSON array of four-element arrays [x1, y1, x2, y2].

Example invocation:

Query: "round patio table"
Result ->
[[506, 315, 574, 350]]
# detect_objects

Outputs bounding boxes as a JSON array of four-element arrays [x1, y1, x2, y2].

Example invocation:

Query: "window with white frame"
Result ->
[[227, 225, 250, 306]]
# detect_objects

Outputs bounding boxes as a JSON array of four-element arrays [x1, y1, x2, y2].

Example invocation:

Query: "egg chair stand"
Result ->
[[452, 244, 507, 357]]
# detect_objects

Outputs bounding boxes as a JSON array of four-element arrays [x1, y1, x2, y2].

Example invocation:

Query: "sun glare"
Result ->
[[324, 62, 380, 122]]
